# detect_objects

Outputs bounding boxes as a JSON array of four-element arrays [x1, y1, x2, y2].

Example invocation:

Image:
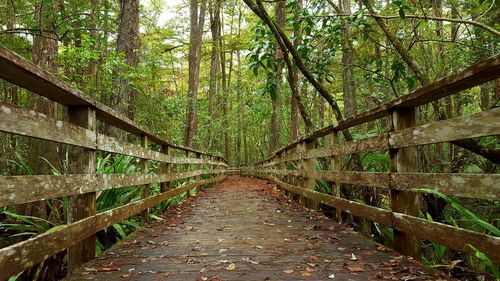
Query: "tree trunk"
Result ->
[[4, 0, 18, 104], [269, 0, 285, 153], [29, 0, 60, 218], [290, 0, 302, 141], [235, 8, 243, 166], [115, 0, 140, 120], [243, 0, 353, 143], [340, 0, 358, 118], [184, 0, 207, 147], [88, 0, 100, 88], [208, 0, 221, 149]]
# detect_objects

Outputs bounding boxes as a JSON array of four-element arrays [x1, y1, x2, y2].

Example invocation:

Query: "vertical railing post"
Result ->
[[160, 145, 170, 192], [389, 108, 421, 259], [67, 106, 96, 272], [297, 142, 306, 205], [186, 151, 192, 198], [330, 130, 342, 222], [302, 140, 317, 209], [141, 135, 149, 220], [276, 152, 284, 194], [195, 152, 202, 188]]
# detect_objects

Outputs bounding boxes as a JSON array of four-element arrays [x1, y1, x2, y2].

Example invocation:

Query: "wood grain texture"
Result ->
[[258, 53, 500, 161], [97, 133, 227, 166], [0, 103, 95, 148], [0, 176, 226, 278], [64, 176, 449, 281], [248, 175, 500, 264], [0, 46, 225, 161], [389, 109, 421, 259], [392, 213, 500, 264], [0, 170, 227, 207], [389, 108, 500, 148], [248, 169, 499, 200], [67, 106, 97, 271]]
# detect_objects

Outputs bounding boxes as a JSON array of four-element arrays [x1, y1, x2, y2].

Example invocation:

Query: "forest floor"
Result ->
[[65, 176, 452, 281]]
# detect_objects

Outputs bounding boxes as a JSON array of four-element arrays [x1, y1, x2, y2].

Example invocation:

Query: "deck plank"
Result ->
[[65, 176, 450, 281]]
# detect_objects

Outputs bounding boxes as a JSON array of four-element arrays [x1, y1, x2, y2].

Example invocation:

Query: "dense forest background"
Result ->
[[0, 0, 499, 280], [1, 0, 498, 165]]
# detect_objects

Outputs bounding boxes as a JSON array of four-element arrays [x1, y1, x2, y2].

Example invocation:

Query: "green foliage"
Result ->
[[421, 212, 449, 263], [0, 211, 57, 237], [467, 245, 500, 279], [418, 189, 500, 237], [373, 222, 394, 247]]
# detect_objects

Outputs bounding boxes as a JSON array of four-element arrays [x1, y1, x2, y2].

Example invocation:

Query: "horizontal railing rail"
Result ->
[[0, 46, 228, 279], [244, 54, 500, 264], [256, 53, 500, 164], [0, 46, 225, 162]]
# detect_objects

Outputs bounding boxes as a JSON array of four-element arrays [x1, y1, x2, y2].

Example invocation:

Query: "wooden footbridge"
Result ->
[[0, 46, 499, 280]]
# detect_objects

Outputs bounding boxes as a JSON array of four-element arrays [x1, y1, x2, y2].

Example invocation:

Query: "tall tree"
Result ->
[[88, 0, 100, 86], [235, 6, 243, 166], [184, 0, 207, 147], [115, 0, 140, 120], [339, 0, 357, 118], [269, 0, 285, 153], [243, 0, 354, 143], [4, 0, 18, 104], [28, 0, 60, 218], [289, 0, 302, 141], [360, 0, 499, 164], [208, 0, 222, 149]]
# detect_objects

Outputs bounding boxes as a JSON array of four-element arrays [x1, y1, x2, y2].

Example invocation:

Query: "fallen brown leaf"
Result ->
[[345, 265, 365, 273]]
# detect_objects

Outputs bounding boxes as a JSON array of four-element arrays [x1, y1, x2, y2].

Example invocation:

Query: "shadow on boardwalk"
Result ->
[[65, 176, 450, 281]]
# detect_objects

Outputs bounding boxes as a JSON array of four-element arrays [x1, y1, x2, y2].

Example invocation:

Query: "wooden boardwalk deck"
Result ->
[[65, 176, 450, 281]]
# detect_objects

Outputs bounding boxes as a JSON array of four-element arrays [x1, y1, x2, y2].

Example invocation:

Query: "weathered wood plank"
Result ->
[[262, 134, 389, 167], [0, 46, 224, 161], [0, 103, 226, 167], [262, 176, 392, 226], [392, 213, 500, 264], [256, 175, 500, 264], [0, 170, 226, 207], [253, 169, 499, 200], [332, 134, 389, 155], [330, 131, 342, 222], [140, 135, 150, 220], [389, 108, 500, 148], [0, 176, 226, 278], [160, 145, 171, 192], [67, 106, 97, 271], [310, 171, 390, 188], [97, 133, 226, 166], [301, 141, 317, 209], [255, 169, 390, 188], [0, 103, 95, 148], [262, 54, 500, 160], [390, 108, 421, 259], [391, 173, 500, 200]]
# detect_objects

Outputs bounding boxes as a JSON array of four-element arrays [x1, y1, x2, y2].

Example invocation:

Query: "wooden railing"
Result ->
[[0, 46, 227, 278], [243, 54, 500, 264]]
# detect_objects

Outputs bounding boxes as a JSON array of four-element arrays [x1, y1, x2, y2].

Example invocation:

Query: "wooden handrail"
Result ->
[[0, 46, 226, 162], [246, 54, 500, 264], [256, 53, 500, 164]]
